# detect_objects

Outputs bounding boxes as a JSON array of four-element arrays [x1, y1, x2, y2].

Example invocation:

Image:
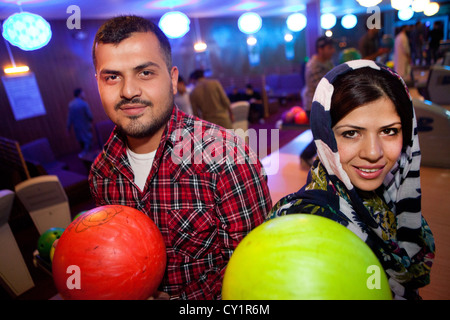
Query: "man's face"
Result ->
[[320, 44, 336, 60], [94, 32, 178, 139]]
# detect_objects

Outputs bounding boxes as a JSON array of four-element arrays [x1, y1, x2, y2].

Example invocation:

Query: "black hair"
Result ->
[[330, 67, 413, 148], [74, 88, 82, 97], [190, 69, 204, 80], [92, 15, 172, 70]]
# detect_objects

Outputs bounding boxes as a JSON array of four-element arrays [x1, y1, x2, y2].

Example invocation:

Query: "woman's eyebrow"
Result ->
[[380, 122, 402, 129], [333, 124, 364, 131]]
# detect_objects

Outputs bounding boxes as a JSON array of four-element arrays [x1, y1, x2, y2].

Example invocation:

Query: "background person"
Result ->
[[174, 75, 193, 115], [189, 69, 234, 129], [300, 35, 336, 170], [67, 87, 93, 157]]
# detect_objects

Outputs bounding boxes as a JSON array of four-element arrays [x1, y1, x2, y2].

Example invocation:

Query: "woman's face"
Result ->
[[333, 97, 403, 192]]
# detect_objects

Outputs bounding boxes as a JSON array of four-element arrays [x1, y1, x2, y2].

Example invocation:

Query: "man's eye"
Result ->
[[105, 75, 118, 81], [141, 70, 154, 77]]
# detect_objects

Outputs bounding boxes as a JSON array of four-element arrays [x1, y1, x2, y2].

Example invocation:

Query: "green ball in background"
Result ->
[[73, 210, 88, 221], [339, 47, 362, 64], [222, 214, 392, 300], [37, 227, 65, 261]]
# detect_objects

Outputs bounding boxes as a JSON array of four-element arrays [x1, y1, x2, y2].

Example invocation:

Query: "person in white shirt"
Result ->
[[174, 75, 193, 115], [394, 25, 411, 83]]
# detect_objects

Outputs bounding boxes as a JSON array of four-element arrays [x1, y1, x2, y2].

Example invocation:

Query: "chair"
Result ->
[[413, 98, 450, 168], [426, 65, 450, 106], [230, 101, 250, 143], [0, 190, 35, 296], [15, 175, 72, 235], [95, 119, 115, 149], [21, 137, 67, 172]]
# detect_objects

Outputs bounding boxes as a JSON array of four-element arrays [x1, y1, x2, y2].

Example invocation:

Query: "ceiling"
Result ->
[[1, 0, 440, 21]]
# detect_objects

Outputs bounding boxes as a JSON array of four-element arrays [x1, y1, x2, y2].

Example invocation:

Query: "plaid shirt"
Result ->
[[89, 107, 272, 299]]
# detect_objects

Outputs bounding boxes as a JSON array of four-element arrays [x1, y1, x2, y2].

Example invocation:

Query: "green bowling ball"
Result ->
[[222, 214, 392, 300], [73, 210, 88, 221], [339, 48, 362, 64], [38, 227, 65, 261]]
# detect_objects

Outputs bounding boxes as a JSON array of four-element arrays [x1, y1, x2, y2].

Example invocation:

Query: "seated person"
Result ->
[[243, 84, 264, 124]]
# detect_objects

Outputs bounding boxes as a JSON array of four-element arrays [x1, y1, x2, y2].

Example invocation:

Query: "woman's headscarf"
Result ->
[[269, 60, 435, 299]]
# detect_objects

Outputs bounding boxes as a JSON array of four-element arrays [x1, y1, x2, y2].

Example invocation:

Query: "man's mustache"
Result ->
[[115, 98, 153, 111]]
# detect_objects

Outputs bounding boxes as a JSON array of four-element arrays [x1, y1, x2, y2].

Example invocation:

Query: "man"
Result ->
[[174, 75, 193, 115], [300, 36, 335, 170], [89, 15, 271, 299], [67, 88, 93, 157], [394, 25, 412, 83], [243, 83, 264, 124], [301, 36, 336, 118], [189, 69, 234, 129], [358, 28, 389, 61]]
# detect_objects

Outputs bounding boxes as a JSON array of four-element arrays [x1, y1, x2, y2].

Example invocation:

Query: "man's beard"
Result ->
[[115, 92, 173, 139]]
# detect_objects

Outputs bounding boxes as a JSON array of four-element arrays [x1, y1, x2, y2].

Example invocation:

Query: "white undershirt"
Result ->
[[126, 147, 156, 191]]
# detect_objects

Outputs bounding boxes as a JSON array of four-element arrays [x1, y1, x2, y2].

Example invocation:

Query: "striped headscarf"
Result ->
[[269, 60, 435, 299]]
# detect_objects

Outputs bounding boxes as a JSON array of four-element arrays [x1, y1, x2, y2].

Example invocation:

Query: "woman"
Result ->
[[269, 60, 435, 300]]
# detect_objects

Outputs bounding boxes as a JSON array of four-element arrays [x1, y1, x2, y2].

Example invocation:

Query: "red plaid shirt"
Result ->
[[89, 107, 272, 299]]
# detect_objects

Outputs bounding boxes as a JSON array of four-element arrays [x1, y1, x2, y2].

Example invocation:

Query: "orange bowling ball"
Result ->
[[52, 205, 166, 300], [294, 110, 308, 124]]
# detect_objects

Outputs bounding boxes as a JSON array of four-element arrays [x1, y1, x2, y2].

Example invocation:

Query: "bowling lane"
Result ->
[[262, 130, 311, 204]]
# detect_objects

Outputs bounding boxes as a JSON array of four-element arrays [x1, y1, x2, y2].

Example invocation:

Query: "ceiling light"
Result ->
[[194, 41, 207, 52], [284, 33, 293, 42], [391, 0, 413, 10], [356, 0, 382, 7], [4, 66, 30, 74], [321, 13, 337, 30], [341, 14, 357, 29], [2, 12, 52, 51], [238, 12, 262, 35], [398, 7, 414, 21], [412, 0, 430, 12], [158, 11, 190, 39], [247, 36, 257, 46], [286, 13, 307, 32], [424, 2, 439, 16]]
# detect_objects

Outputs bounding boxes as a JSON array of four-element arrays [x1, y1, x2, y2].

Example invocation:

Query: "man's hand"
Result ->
[[148, 291, 170, 300]]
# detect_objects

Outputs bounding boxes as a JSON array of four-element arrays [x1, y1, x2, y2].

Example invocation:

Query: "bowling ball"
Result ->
[[290, 106, 303, 114], [38, 227, 65, 261], [339, 48, 362, 63], [294, 110, 308, 124], [50, 244, 56, 262], [72, 210, 88, 221], [222, 214, 392, 300], [52, 205, 166, 300], [284, 111, 295, 123]]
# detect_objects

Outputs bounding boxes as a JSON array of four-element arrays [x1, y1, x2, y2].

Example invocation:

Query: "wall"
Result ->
[[1, 8, 448, 158], [0, 17, 307, 158]]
